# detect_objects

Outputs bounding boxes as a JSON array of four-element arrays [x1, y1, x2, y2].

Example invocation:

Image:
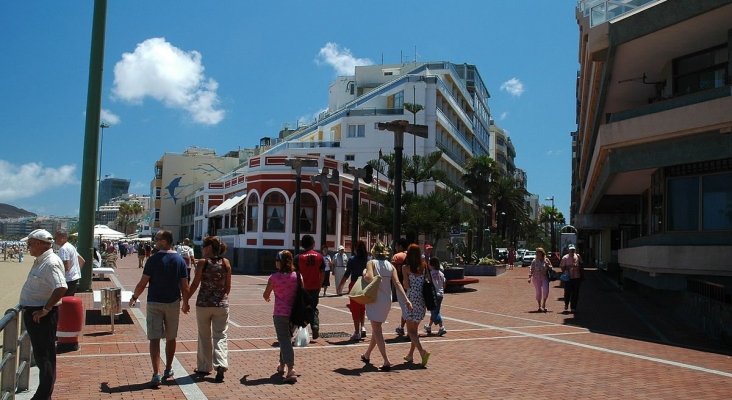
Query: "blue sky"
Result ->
[[0, 1, 579, 219]]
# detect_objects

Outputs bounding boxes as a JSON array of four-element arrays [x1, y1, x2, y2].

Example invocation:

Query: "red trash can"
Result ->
[[57, 296, 84, 352]]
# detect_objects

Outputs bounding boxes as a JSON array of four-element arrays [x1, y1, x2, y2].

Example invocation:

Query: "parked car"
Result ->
[[521, 250, 536, 267]]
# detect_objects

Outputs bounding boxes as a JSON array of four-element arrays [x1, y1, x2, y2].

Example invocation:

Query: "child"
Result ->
[[424, 257, 446, 336]]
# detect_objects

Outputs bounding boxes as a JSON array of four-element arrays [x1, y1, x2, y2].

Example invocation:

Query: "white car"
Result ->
[[521, 251, 536, 267]]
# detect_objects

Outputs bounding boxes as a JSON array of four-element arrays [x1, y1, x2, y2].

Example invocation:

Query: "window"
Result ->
[[264, 192, 286, 232], [347, 124, 365, 138], [394, 91, 404, 109], [673, 45, 727, 95], [292, 193, 317, 234], [702, 173, 732, 230], [345, 154, 355, 161], [667, 176, 699, 231], [246, 194, 259, 232]]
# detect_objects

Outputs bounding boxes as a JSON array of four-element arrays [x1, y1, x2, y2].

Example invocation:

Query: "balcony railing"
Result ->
[[579, 0, 662, 27], [608, 85, 732, 123], [346, 108, 404, 116]]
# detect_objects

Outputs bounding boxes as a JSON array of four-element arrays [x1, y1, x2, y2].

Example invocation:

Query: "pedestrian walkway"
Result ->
[[17, 255, 732, 399]]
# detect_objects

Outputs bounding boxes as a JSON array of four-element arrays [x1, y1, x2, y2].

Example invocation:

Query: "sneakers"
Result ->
[[162, 368, 174, 381], [350, 332, 361, 341], [361, 328, 367, 338], [150, 374, 162, 387], [395, 327, 405, 336], [438, 327, 447, 336], [424, 324, 432, 334]]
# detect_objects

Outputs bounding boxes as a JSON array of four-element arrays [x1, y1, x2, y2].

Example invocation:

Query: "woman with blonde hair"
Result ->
[[184, 236, 232, 382], [360, 242, 412, 371], [402, 244, 431, 366], [263, 250, 299, 383], [528, 247, 552, 312]]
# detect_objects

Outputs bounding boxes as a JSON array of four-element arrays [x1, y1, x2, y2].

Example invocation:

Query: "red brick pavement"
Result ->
[[18, 255, 731, 399]]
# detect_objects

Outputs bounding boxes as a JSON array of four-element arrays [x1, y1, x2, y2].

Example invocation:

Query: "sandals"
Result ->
[[276, 364, 285, 375], [403, 355, 413, 363], [360, 354, 371, 365], [283, 371, 297, 384], [193, 369, 211, 376], [214, 366, 225, 383], [420, 351, 431, 367], [379, 364, 391, 372]]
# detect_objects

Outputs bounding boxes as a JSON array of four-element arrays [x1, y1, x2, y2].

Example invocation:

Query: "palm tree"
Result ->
[[116, 201, 144, 235], [403, 102, 424, 157], [462, 155, 499, 256], [491, 176, 530, 246]]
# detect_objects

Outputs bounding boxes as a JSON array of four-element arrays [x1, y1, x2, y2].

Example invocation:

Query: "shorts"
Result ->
[[146, 301, 181, 340]]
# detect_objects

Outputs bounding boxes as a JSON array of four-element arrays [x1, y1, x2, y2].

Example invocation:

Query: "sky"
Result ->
[[0, 1, 580, 219]]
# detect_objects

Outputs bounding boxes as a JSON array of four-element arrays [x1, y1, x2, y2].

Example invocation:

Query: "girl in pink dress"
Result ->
[[263, 250, 299, 383]]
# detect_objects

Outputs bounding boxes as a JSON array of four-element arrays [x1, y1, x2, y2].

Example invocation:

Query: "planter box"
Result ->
[[463, 264, 506, 276], [444, 267, 465, 280]]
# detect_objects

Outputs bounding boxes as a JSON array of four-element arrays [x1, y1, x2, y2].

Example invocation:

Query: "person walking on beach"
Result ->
[[560, 244, 584, 314], [184, 236, 231, 382], [337, 240, 368, 341], [19, 229, 67, 400], [263, 250, 299, 383], [360, 242, 412, 371], [129, 230, 190, 387], [332, 245, 349, 295], [402, 244, 431, 366], [54, 230, 85, 296], [294, 234, 324, 339], [528, 247, 552, 312]]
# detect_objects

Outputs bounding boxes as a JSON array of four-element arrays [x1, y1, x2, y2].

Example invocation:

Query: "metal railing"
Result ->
[[1, 305, 31, 399]]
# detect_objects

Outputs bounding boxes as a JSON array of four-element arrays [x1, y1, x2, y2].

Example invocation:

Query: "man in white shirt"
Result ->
[[55, 230, 85, 296], [20, 229, 67, 400], [332, 245, 349, 295]]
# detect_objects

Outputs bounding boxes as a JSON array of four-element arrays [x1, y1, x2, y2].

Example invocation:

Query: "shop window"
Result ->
[[292, 193, 317, 234], [264, 192, 286, 232]]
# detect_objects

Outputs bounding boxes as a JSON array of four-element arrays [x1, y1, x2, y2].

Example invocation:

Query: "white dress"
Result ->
[[365, 259, 395, 323]]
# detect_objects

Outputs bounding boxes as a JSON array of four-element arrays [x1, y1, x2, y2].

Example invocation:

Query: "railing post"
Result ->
[[1, 308, 19, 399], [17, 313, 31, 393]]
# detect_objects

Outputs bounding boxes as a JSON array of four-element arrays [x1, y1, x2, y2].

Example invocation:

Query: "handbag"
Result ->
[[422, 268, 438, 311], [290, 271, 314, 328], [348, 260, 382, 304], [559, 270, 570, 282], [546, 267, 560, 281]]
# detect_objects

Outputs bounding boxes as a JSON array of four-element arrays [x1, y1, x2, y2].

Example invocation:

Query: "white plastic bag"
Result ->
[[294, 326, 310, 347]]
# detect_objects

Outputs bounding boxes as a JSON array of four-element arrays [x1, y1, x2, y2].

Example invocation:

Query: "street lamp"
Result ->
[[545, 196, 555, 254], [97, 122, 110, 212]]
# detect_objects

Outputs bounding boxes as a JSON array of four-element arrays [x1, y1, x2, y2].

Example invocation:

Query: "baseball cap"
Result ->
[[568, 244, 576, 250], [338, 245, 345, 251], [21, 229, 54, 244]]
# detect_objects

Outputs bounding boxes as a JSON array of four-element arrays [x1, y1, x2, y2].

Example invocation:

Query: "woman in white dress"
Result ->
[[361, 242, 411, 371]]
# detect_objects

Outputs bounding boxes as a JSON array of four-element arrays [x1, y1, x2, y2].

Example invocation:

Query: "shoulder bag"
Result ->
[[348, 260, 382, 304], [290, 271, 314, 328], [422, 268, 438, 311]]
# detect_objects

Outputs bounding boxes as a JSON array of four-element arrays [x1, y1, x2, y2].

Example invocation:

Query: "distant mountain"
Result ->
[[0, 203, 36, 219]]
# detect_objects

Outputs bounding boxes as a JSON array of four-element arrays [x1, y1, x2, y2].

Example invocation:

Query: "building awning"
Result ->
[[208, 194, 247, 218]]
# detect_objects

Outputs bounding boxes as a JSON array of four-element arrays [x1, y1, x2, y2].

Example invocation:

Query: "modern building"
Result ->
[[574, 0, 732, 338], [98, 177, 130, 208], [151, 147, 241, 242], [95, 193, 151, 233], [193, 61, 522, 272]]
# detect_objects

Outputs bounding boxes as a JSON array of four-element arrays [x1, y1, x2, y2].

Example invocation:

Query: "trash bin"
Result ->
[[57, 296, 84, 352], [101, 288, 121, 333]]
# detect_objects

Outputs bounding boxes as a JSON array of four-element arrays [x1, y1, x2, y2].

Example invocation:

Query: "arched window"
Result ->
[[293, 193, 317, 234], [264, 192, 286, 232], [246, 194, 259, 232]]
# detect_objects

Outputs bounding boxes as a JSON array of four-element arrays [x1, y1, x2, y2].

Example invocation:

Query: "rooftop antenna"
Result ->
[[414, 45, 417, 63]]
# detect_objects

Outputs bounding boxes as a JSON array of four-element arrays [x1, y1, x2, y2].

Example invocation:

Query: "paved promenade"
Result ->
[[14, 254, 732, 399]]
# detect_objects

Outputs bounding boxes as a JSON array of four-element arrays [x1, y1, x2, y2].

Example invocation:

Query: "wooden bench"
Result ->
[[92, 290, 136, 312], [92, 267, 116, 280], [445, 278, 480, 292]]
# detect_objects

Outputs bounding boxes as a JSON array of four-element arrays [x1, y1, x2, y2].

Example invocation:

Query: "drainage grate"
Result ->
[[318, 331, 351, 338]]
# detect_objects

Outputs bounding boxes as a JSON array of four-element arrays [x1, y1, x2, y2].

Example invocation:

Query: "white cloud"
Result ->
[[500, 78, 525, 97], [316, 42, 372, 76], [499, 111, 509, 120], [0, 160, 77, 202], [101, 109, 120, 125], [112, 37, 224, 125]]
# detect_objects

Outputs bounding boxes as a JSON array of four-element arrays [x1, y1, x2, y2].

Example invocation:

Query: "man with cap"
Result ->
[[19, 229, 67, 400], [54, 230, 85, 296], [559, 244, 584, 313], [332, 245, 349, 295]]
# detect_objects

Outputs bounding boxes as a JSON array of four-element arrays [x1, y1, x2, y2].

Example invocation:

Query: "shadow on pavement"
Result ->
[[240, 373, 287, 386], [100, 381, 154, 393]]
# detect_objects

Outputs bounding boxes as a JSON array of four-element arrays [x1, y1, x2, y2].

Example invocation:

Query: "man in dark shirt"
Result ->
[[129, 230, 189, 387], [295, 234, 325, 339]]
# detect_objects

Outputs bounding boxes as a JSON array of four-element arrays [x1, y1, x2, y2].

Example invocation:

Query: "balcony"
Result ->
[[346, 108, 404, 116], [608, 85, 732, 123]]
